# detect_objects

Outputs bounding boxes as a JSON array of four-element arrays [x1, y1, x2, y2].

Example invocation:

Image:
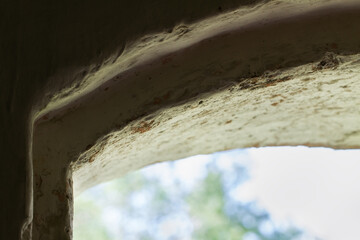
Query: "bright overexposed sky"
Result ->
[[242, 147, 360, 240], [77, 146, 360, 240], [167, 146, 360, 240], [143, 146, 360, 240]]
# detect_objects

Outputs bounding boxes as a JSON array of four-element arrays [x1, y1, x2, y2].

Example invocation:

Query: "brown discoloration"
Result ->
[[238, 74, 292, 90], [238, 77, 259, 90], [52, 189, 66, 202], [271, 102, 279, 106], [88, 148, 103, 163], [153, 91, 172, 105], [41, 115, 49, 121], [196, 110, 211, 118], [251, 143, 261, 148], [326, 42, 338, 50], [263, 76, 291, 88], [330, 43, 338, 49], [82, 145, 104, 164], [162, 91, 171, 101], [153, 97, 162, 104], [132, 120, 156, 133], [161, 57, 172, 65], [225, 120, 232, 124], [88, 156, 96, 163], [271, 94, 281, 98]]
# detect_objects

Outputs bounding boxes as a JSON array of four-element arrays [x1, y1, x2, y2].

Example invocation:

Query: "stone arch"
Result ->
[[29, 1, 360, 239]]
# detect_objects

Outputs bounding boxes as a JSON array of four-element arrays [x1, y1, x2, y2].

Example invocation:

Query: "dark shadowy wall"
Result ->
[[0, 0, 264, 239]]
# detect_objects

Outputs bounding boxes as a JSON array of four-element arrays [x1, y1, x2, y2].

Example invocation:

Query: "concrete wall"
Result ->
[[1, 0, 360, 239]]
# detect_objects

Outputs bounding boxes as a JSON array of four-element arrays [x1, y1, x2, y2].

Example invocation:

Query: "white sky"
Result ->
[[236, 146, 360, 240], [141, 146, 360, 240], [160, 146, 360, 240], [79, 146, 360, 240]]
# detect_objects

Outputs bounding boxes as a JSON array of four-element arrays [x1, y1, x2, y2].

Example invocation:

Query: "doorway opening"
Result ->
[[74, 146, 360, 240]]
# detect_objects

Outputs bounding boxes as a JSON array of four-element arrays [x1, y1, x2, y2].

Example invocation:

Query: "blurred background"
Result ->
[[74, 146, 360, 240]]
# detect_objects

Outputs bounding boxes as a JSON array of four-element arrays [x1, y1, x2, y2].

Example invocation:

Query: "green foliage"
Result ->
[[187, 171, 245, 240], [74, 197, 112, 240], [74, 153, 306, 240]]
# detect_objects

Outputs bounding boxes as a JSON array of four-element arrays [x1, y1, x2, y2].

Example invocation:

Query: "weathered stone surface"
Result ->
[[2, 0, 360, 239], [72, 53, 360, 194]]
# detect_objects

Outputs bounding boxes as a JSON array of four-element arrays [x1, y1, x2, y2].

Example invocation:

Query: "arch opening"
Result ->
[[29, 2, 360, 238], [74, 146, 360, 240]]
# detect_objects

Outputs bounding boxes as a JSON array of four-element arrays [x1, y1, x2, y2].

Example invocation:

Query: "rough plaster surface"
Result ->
[[32, 0, 360, 237], [1, 0, 360, 239], [35, 0, 358, 120], [72, 53, 360, 194], [34, 2, 360, 239]]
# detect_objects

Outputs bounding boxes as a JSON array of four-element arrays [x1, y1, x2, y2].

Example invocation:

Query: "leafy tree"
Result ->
[[187, 162, 302, 240], [74, 151, 310, 240]]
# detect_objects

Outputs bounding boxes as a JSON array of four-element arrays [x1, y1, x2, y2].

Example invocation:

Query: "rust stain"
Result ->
[[88, 148, 102, 163], [52, 189, 66, 202], [252, 143, 260, 148], [153, 97, 162, 104], [238, 78, 259, 90], [330, 43, 338, 49], [239, 75, 292, 90], [153, 91, 172, 105], [162, 57, 172, 65], [132, 120, 156, 133], [162, 91, 171, 101], [88, 156, 95, 163]]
